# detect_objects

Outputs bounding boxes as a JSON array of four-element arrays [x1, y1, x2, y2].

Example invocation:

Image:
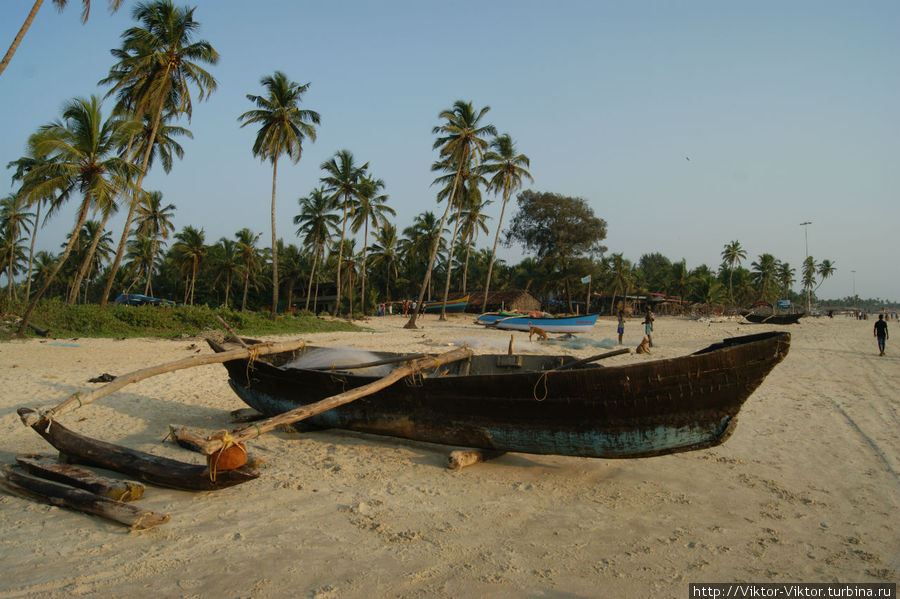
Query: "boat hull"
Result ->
[[422, 298, 468, 313], [212, 331, 790, 459], [742, 312, 805, 325]]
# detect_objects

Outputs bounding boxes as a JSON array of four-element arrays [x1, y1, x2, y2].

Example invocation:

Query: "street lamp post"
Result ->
[[800, 221, 812, 313], [851, 270, 857, 308]]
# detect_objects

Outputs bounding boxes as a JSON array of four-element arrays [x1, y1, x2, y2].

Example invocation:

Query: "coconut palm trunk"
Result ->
[[404, 169, 460, 329], [143, 234, 159, 296], [68, 210, 112, 304], [100, 95, 169, 309], [269, 156, 280, 317], [334, 201, 348, 316], [24, 201, 41, 301], [482, 177, 510, 313], [304, 250, 318, 312], [0, 0, 43, 78], [16, 198, 91, 336], [439, 199, 464, 320]]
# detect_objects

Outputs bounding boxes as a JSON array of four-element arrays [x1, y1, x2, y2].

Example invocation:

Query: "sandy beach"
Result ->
[[0, 314, 897, 598]]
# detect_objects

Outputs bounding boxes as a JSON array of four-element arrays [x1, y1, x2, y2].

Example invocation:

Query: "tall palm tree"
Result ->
[[8, 150, 53, 302], [0, 193, 34, 301], [239, 70, 319, 318], [293, 187, 337, 312], [210, 237, 238, 308], [480, 133, 532, 312], [452, 195, 490, 296], [0, 226, 28, 300], [750, 253, 778, 304], [123, 233, 155, 293], [170, 225, 205, 305], [133, 190, 176, 295], [235, 228, 262, 311], [15, 95, 134, 336], [99, 0, 217, 309], [607, 253, 633, 315], [721, 240, 747, 306], [76, 219, 115, 303], [814, 259, 836, 293], [1, 0, 124, 78], [776, 261, 795, 301], [369, 222, 401, 304], [278, 242, 305, 312], [402, 211, 444, 302], [406, 100, 495, 328], [319, 150, 367, 316], [67, 198, 116, 304], [351, 175, 394, 316]]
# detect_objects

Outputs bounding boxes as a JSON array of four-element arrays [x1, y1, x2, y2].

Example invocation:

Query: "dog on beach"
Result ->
[[528, 325, 548, 342], [636, 337, 651, 354]]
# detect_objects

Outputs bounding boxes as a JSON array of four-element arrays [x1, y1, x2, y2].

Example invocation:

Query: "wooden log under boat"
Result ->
[[17, 408, 258, 491], [209, 331, 791, 459]]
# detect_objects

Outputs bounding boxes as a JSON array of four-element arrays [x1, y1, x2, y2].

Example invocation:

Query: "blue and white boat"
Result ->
[[478, 312, 600, 334]]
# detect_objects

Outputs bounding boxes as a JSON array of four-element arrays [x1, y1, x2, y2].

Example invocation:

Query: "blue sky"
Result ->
[[1, 0, 897, 302]]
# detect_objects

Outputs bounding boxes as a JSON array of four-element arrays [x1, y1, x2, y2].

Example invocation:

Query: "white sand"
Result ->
[[0, 314, 897, 597]]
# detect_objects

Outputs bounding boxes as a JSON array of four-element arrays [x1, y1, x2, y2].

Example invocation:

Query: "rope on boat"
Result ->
[[208, 431, 246, 482], [533, 371, 550, 402]]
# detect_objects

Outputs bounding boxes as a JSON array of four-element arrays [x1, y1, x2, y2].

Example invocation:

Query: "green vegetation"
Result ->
[[0, 299, 358, 341]]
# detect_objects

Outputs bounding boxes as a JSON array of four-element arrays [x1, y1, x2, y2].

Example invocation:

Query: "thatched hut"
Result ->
[[467, 289, 541, 313]]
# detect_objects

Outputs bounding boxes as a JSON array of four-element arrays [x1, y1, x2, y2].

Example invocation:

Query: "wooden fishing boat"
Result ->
[[478, 312, 600, 333], [422, 295, 469, 313], [742, 312, 805, 325], [209, 331, 790, 459]]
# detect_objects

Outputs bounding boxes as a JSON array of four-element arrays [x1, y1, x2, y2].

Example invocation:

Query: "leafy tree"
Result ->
[[402, 211, 444, 301], [636, 252, 672, 296], [606, 253, 633, 315], [210, 237, 238, 308], [235, 228, 262, 311], [239, 70, 319, 317], [480, 133, 532, 311], [369, 223, 401, 303], [99, 0, 217, 308], [406, 100, 495, 328], [505, 190, 607, 309]]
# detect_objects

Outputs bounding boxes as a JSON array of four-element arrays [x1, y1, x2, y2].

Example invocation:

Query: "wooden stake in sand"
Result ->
[[20, 339, 307, 427], [183, 345, 475, 456]]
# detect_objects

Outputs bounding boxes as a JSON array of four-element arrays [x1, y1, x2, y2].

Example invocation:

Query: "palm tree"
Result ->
[[721, 240, 747, 306], [607, 253, 633, 315], [480, 133, 532, 312], [99, 0, 217, 309], [369, 222, 401, 304], [453, 195, 490, 295], [776, 261, 795, 301], [319, 150, 367, 316], [0, 226, 28, 300], [406, 100, 495, 328], [402, 211, 444, 302], [77, 219, 115, 303], [133, 190, 176, 295], [0, 193, 34, 300], [239, 70, 319, 318], [669, 259, 689, 310], [123, 233, 155, 293], [1, 0, 124, 78], [15, 95, 134, 336], [235, 228, 262, 311], [814, 259, 836, 293], [67, 199, 116, 304], [750, 253, 778, 304], [294, 187, 337, 312], [170, 225, 205, 305], [210, 237, 238, 308], [351, 175, 395, 316], [279, 242, 305, 312]]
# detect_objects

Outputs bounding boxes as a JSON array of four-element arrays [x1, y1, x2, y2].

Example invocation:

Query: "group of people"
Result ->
[[375, 300, 417, 317], [617, 307, 655, 347]]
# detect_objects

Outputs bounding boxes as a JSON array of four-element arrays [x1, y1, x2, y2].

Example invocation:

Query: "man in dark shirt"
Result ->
[[874, 314, 889, 356]]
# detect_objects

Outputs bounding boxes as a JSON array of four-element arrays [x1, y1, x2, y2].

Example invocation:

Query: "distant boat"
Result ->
[[114, 293, 175, 307], [478, 312, 600, 334], [421, 295, 469, 313], [742, 312, 805, 325]]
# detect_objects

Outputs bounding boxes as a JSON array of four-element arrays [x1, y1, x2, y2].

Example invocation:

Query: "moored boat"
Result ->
[[422, 295, 469, 313], [741, 312, 805, 325], [210, 331, 791, 459], [478, 312, 599, 333]]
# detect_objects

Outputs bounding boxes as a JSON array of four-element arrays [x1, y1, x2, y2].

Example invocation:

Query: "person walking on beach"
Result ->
[[874, 314, 888, 356], [643, 307, 655, 348], [617, 309, 625, 345]]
